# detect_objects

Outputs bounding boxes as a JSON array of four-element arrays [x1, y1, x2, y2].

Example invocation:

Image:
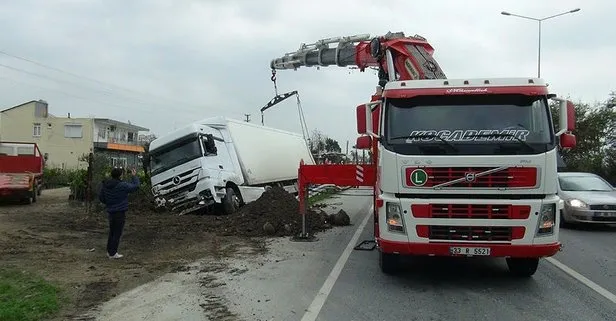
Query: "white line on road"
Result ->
[[546, 257, 616, 305], [301, 206, 372, 321]]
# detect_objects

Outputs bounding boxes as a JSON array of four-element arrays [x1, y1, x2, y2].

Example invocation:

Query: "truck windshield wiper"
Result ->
[[469, 133, 534, 152], [389, 134, 459, 153]]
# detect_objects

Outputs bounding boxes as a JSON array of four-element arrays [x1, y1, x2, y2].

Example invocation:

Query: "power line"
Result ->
[[0, 75, 246, 120], [0, 49, 212, 108], [0, 61, 245, 116]]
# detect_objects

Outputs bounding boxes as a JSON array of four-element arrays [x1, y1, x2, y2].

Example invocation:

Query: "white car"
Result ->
[[557, 172, 616, 226]]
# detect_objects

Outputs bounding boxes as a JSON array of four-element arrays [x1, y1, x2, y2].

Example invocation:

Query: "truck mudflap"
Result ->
[[377, 239, 561, 258]]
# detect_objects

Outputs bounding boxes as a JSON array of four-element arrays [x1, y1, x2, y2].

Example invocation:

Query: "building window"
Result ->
[[98, 127, 106, 140], [127, 132, 135, 142], [33, 123, 41, 137], [64, 124, 83, 138], [111, 157, 127, 168]]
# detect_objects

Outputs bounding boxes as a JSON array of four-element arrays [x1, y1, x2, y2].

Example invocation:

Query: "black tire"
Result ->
[[222, 187, 241, 215], [506, 258, 539, 277], [560, 210, 573, 228], [379, 251, 400, 275]]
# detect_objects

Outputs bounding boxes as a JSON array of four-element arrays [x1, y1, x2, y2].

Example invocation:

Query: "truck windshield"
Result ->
[[384, 94, 554, 155], [150, 137, 202, 175]]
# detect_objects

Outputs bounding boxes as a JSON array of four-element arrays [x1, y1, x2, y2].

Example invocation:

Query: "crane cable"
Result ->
[[268, 68, 309, 142]]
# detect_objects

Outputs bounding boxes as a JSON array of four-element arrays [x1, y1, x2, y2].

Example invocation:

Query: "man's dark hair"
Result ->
[[111, 167, 123, 179]]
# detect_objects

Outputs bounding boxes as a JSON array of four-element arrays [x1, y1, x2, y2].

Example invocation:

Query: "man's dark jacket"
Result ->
[[99, 176, 140, 213]]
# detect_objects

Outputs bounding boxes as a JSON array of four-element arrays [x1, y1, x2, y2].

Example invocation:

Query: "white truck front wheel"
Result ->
[[222, 187, 241, 215]]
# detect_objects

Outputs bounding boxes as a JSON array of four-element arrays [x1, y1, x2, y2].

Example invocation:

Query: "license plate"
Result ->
[[594, 212, 616, 217], [450, 246, 491, 256]]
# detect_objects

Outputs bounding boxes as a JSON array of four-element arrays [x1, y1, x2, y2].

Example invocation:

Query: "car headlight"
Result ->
[[536, 203, 555, 236], [386, 202, 405, 233], [566, 199, 589, 209]]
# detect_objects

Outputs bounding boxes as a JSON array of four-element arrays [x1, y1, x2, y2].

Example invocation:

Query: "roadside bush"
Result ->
[[43, 168, 74, 189], [70, 153, 154, 207]]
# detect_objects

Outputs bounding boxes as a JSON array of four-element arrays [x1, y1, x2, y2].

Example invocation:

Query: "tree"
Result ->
[[324, 137, 341, 153], [550, 91, 616, 183], [308, 129, 345, 163]]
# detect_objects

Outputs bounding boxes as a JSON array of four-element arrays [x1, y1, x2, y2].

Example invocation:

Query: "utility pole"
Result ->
[[244, 114, 251, 122], [501, 8, 580, 78]]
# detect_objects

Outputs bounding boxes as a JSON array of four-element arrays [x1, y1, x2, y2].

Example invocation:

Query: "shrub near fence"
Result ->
[[68, 153, 154, 212]]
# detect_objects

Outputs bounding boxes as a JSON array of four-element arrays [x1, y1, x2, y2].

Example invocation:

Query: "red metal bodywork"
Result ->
[[353, 37, 437, 79], [0, 142, 44, 201]]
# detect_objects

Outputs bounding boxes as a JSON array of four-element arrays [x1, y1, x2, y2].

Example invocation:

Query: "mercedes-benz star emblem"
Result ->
[[464, 172, 476, 182], [172, 176, 181, 185]]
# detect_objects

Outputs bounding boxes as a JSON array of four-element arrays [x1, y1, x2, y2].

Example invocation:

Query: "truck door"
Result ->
[[201, 132, 237, 182]]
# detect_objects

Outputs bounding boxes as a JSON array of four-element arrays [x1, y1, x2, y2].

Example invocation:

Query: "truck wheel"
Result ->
[[560, 210, 572, 228], [506, 258, 539, 277], [379, 251, 400, 275], [31, 186, 37, 203], [222, 187, 241, 215]]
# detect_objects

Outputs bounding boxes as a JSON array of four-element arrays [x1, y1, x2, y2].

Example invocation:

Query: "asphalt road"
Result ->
[[96, 188, 616, 320], [305, 189, 616, 321], [555, 224, 616, 295]]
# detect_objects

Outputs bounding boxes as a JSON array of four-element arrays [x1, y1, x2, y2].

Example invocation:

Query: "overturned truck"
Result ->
[[148, 116, 315, 215]]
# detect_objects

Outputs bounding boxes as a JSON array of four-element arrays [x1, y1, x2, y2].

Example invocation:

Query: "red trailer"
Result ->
[[0, 142, 44, 204]]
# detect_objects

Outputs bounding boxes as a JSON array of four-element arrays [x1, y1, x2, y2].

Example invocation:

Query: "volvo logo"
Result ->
[[604, 204, 610, 210], [172, 176, 181, 185], [464, 172, 477, 182]]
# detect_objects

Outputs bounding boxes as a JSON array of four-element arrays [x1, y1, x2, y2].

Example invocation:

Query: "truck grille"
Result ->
[[404, 166, 537, 188], [154, 168, 200, 197], [411, 204, 531, 219], [415, 225, 525, 241], [165, 182, 198, 202]]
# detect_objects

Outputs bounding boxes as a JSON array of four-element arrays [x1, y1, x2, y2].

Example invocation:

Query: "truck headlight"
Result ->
[[536, 203, 556, 236], [386, 202, 405, 233], [566, 199, 588, 209]]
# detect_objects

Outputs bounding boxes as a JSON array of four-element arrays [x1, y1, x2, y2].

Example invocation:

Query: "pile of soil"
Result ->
[[218, 186, 334, 237]]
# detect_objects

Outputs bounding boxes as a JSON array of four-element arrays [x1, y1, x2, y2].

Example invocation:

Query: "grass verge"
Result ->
[[0, 269, 60, 321], [308, 187, 339, 206]]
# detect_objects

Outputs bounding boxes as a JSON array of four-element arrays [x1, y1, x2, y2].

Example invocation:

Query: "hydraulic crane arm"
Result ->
[[270, 31, 447, 85]]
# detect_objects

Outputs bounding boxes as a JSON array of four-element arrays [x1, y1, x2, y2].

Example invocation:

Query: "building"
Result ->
[[0, 100, 149, 169]]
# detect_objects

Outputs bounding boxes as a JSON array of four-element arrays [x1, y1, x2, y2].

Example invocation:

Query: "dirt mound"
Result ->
[[219, 186, 332, 237]]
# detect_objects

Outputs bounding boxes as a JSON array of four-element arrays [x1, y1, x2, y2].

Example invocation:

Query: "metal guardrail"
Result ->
[[296, 184, 351, 200]]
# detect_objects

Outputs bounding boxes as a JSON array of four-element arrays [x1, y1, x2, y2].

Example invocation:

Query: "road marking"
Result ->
[[301, 206, 372, 321], [546, 257, 616, 304]]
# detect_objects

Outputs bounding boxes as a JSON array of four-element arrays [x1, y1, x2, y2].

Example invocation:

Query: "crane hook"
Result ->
[[270, 69, 278, 96]]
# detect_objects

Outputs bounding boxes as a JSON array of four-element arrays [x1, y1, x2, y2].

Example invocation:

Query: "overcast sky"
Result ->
[[0, 0, 613, 148]]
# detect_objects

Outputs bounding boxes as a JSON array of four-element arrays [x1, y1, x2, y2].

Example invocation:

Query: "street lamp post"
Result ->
[[501, 8, 581, 78]]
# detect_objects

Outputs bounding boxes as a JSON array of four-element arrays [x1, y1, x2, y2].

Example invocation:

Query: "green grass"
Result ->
[[0, 269, 60, 321], [308, 187, 339, 206]]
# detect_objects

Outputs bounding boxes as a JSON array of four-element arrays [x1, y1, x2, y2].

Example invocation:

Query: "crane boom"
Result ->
[[270, 31, 447, 84]]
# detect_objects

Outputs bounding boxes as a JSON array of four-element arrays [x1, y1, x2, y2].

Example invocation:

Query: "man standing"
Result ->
[[99, 167, 140, 259]]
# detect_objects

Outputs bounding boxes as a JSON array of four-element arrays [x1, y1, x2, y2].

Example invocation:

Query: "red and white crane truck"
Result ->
[[271, 31, 577, 276], [0, 141, 44, 204]]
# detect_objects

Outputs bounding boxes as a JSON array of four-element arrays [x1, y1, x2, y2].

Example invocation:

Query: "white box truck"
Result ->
[[148, 116, 315, 215]]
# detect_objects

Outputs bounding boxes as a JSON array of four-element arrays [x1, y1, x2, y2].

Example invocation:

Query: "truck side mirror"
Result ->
[[560, 133, 576, 149], [356, 104, 367, 134], [566, 100, 575, 132], [356, 136, 372, 149]]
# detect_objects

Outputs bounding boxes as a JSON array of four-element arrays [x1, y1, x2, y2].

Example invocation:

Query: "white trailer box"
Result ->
[[200, 117, 315, 186]]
